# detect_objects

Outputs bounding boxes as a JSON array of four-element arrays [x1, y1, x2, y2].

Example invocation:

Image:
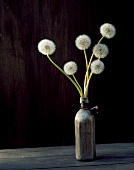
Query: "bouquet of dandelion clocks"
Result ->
[[37, 23, 116, 106]]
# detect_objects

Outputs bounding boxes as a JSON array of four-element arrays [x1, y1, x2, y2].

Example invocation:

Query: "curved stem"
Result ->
[[47, 55, 82, 96], [73, 75, 83, 97], [98, 36, 104, 44], [84, 36, 104, 92]]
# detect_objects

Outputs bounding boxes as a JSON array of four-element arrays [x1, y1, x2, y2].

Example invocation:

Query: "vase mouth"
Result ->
[[80, 97, 89, 104]]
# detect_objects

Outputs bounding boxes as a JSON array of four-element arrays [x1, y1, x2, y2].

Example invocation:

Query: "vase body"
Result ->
[[75, 98, 96, 161]]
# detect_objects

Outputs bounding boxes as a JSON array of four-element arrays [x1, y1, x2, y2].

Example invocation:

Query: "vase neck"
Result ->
[[80, 97, 89, 109]]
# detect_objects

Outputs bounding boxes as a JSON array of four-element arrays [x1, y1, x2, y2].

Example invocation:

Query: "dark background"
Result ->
[[0, 0, 133, 149]]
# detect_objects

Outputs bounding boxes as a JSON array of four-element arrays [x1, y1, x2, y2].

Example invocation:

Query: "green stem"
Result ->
[[84, 49, 88, 70], [84, 71, 93, 97], [84, 49, 89, 89], [73, 75, 83, 97], [84, 53, 93, 92], [98, 36, 104, 44], [47, 55, 82, 96], [84, 36, 104, 92]]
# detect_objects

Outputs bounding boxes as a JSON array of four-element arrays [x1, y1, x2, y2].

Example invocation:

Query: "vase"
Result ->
[[75, 97, 97, 161]]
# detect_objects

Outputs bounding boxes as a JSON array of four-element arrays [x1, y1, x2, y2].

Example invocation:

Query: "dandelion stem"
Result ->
[[98, 36, 104, 44], [84, 36, 104, 95], [84, 49, 89, 87], [84, 53, 94, 92], [84, 71, 93, 97], [73, 75, 83, 97], [84, 49, 88, 70], [47, 55, 82, 96]]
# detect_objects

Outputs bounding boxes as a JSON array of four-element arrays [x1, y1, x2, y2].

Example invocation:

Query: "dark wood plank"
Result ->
[[0, 143, 134, 169]]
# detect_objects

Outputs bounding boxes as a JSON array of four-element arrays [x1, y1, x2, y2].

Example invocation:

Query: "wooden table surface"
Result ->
[[0, 142, 134, 170]]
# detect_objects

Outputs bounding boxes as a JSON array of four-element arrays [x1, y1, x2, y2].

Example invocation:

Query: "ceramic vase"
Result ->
[[75, 97, 96, 161]]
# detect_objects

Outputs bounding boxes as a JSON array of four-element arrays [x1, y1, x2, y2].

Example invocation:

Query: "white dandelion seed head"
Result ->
[[93, 43, 109, 58], [63, 61, 78, 75], [37, 39, 56, 55], [100, 23, 116, 39], [75, 34, 91, 50], [91, 59, 105, 74]]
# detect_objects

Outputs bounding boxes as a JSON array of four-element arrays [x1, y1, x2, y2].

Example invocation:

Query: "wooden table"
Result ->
[[0, 142, 134, 170]]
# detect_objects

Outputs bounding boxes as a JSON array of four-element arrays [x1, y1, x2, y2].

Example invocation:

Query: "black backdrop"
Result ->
[[0, 0, 133, 149]]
